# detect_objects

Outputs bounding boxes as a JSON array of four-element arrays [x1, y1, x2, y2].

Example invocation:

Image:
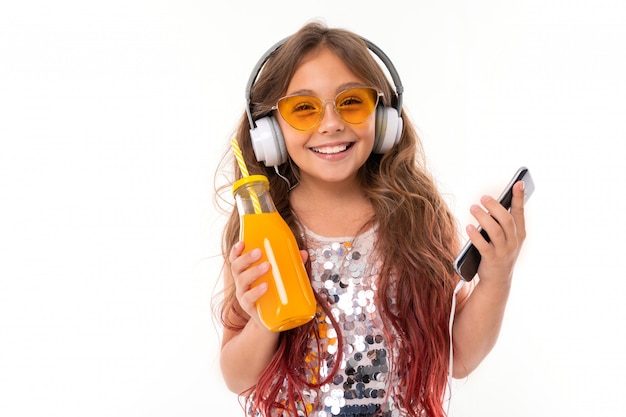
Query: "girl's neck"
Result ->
[[289, 178, 374, 238]]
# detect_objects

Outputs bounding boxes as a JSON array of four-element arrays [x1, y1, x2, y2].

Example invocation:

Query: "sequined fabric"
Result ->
[[247, 227, 404, 417], [303, 227, 401, 417]]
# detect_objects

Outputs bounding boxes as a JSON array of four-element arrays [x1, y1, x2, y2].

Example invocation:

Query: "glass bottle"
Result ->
[[232, 175, 316, 332]]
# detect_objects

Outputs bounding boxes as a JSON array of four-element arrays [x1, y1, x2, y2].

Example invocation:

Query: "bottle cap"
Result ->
[[232, 174, 269, 196]]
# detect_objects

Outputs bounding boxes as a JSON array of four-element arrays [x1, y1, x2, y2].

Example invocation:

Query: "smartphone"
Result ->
[[453, 166, 535, 281]]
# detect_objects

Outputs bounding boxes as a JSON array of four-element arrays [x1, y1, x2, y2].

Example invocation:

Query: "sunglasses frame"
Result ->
[[273, 87, 383, 131]]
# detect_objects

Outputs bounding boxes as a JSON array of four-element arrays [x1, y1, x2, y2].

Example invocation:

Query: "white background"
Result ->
[[1, 1, 624, 416]]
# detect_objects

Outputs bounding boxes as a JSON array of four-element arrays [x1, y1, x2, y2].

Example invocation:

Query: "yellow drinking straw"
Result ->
[[231, 138, 262, 214]]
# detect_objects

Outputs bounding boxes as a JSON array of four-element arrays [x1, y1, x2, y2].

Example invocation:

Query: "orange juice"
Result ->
[[241, 212, 316, 331], [232, 175, 316, 332]]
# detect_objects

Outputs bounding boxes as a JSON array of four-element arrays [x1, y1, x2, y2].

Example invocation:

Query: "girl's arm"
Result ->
[[451, 181, 527, 378], [219, 242, 280, 393]]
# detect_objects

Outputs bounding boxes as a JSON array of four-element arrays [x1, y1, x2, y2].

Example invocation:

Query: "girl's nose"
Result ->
[[317, 100, 344, 133]]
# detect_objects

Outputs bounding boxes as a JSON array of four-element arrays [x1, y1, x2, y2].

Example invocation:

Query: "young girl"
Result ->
[[215, 21, 527, 417]]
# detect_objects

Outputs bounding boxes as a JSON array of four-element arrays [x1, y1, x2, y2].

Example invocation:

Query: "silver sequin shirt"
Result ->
[[247, 227, 404, 417], [302, 227, 402, 417]]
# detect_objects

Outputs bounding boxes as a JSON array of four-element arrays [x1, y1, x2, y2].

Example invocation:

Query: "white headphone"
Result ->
[[245, 36, 405, 167]]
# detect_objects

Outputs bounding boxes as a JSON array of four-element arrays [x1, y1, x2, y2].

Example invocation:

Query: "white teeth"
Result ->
[[312, 144, 349, 154]]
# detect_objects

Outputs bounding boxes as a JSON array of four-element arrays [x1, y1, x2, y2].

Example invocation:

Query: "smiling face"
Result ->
[[276, 47, 376, 189]]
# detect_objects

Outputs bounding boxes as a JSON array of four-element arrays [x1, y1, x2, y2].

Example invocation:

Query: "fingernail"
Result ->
[[481, 195, 492, 204], [251, 248, 262, 258]]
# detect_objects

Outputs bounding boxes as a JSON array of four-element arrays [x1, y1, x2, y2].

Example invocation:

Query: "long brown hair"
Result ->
[[214, 21, 461, 417]]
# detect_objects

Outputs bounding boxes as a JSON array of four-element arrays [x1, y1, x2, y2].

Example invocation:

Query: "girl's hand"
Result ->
[[466, 181, 527, 286], [228, 242, 310, 324], [228, 241, 270, 324]]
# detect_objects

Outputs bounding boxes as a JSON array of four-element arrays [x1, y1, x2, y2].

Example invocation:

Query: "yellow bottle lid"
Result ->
[[232, 175, 269, 195]]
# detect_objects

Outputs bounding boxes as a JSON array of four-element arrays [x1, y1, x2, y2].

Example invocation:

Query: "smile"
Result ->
[[310, 143, 353, 155]]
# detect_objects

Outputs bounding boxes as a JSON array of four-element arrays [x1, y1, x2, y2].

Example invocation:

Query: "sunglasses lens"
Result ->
[[335, 87, 379, 124], [276, 95, 323, 131], [276, 87, 380, 131]]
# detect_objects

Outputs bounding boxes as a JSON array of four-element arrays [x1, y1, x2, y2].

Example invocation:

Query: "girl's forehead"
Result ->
[[286, 48, 364, 96]]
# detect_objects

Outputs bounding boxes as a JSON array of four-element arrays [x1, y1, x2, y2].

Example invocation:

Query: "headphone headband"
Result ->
[[245, 35, 404, 129]]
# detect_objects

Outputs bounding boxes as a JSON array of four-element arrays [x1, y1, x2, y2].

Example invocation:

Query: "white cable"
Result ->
[[273, 165, 291, 190], [444, 279, 465, 416], [273, 165, 299, 191]]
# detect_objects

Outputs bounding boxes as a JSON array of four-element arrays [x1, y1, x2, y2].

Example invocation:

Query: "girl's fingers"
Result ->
[[509, 181, 527, 242], [466, 181, 528, 283], [229, 243, 270, 315], [229, 241, 245, 263], [238, 263, 270, 305]]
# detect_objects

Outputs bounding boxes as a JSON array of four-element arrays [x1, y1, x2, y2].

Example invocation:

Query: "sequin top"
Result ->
[[302, 226, 402, 417], [247, 226, 404, 417]]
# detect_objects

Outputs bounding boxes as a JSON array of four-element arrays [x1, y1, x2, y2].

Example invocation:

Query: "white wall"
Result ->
[[1, 1, 624, 416]]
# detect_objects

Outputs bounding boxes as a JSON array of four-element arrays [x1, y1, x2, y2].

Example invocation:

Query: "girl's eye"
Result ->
[[292, 101, 319, 113], [338, 96, 364, 108]]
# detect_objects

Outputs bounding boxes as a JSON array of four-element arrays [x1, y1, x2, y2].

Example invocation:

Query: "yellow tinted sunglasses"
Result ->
[[274, 87, 382, 131]]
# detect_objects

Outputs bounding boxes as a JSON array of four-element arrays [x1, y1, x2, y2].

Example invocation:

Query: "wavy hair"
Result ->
[[214, 21, 460, 417]]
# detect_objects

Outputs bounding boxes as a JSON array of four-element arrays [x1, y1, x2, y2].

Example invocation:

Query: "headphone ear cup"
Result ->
[[373, 106, 403, 154], [250, 116, 288, 166]]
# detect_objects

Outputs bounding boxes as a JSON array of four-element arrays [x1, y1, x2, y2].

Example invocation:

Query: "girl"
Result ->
[[215, 21, 527, 417]]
